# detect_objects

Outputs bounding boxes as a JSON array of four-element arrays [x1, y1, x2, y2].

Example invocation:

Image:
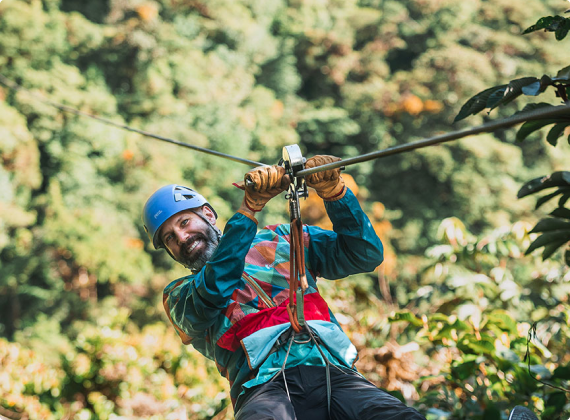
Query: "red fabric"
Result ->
[[217, 293, 331, 352]]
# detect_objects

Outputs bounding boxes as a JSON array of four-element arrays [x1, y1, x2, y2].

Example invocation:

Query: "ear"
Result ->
[[201, 205, 217, 225]]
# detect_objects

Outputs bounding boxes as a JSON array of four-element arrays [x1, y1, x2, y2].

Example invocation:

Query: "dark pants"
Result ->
[[234, 365, 426, 420]]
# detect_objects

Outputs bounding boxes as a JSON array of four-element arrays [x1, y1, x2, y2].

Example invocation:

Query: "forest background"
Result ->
[[1, 0, 570, 419]]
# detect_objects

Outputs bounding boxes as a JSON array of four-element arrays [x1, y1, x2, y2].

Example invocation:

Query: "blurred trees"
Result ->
[[1, 0, 569, 419]]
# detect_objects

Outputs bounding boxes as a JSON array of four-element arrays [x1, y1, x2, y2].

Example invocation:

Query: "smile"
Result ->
[[185, 239, 202, 255]]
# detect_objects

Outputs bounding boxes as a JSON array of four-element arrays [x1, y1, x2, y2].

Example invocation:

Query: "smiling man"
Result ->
[[159, 204, 220, 271], [142, 157, 425, 420]]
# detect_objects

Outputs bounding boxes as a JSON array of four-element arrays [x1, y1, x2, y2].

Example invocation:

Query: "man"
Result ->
[[142, 155, 425, 420]]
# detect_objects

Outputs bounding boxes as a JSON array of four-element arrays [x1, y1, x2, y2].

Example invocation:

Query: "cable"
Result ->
[[297, 104, 570, 177], [2, 73, 570, 175], [0, 73, 266, 168]]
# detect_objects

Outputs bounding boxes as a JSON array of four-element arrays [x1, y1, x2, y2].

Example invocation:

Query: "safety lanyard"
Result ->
[[280, 145, 310, 332]]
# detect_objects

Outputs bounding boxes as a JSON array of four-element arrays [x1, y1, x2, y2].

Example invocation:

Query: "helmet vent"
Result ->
[[174, 193, 195, 202], [173, 186, 197, 202]]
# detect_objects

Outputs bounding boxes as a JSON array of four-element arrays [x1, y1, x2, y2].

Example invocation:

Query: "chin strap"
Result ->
[[191, 209, 222, 241]]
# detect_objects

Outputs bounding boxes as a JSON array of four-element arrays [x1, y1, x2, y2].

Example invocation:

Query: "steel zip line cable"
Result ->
[[0, 73, 265, 168], [297, 103, 570, 177], [3, 73, 570, 175]]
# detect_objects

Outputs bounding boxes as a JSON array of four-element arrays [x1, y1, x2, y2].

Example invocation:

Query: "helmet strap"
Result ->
[[190, 209, 222, 242]]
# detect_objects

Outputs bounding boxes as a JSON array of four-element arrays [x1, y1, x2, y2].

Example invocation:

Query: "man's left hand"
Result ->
[[305, 155, 346, 201]]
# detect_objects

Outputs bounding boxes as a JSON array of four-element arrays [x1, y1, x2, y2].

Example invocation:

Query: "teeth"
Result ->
[[187, 240, 200, 254]]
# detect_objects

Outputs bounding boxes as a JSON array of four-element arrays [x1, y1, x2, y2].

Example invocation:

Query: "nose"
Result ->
[[174, 227, 189, 245]]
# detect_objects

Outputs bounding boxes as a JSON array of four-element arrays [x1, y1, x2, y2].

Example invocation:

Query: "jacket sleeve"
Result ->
[[307, 187, 384, 279], [163, 212, 258, 340]]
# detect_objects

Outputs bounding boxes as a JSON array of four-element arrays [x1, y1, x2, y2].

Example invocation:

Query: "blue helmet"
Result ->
[[142, 184, 217, 249]]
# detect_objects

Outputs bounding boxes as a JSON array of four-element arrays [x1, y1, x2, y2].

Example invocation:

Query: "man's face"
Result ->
[[159, 207, 218, 271]]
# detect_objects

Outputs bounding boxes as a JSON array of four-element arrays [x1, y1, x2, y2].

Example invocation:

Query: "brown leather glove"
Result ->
[[304, 155, 346, 201], [240, 165, 290, 212]]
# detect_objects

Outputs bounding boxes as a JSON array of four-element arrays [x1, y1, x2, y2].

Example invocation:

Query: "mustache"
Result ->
[[177, 225, 220, 272], [181, 233, 208, 254]]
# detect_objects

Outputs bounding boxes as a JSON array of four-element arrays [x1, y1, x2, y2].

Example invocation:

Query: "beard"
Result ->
[[178, 226, 220, 272]]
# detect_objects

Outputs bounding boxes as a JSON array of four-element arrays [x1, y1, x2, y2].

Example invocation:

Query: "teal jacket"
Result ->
[[163, 188, 383, 405]]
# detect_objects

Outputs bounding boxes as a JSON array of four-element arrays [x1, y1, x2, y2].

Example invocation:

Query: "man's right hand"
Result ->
[[240, 165, 290, 212]]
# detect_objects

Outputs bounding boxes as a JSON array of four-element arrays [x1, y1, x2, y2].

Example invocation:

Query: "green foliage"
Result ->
[[1, 0, 570, 418], [2, 299, 232, 420], [394, 219, 570, 419], [453, 3, 570, 264]]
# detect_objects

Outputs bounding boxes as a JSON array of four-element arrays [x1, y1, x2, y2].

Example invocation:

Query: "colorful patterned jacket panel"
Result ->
[[163, 188, 384, 400]]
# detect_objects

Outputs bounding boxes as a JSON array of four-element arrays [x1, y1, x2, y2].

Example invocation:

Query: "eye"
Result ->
[[181, 219, 189, 227], [163, 233, 174, 244]]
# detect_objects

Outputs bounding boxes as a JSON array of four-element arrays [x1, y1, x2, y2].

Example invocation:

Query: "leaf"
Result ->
[[516, 119, 567, 142], [454, 85, 507, 122], [451, 360, 477, 380], [546, 122, 570, 146], [484, 87, 507, 110], [536, 189, 567, 209], [482, 406, 501, 420], [523, 16, 567, 34], [517, 172, 570, 198], [551, 365, 570, 380], [434, 320, 472, 340], [486, 310, 517, 335], [388, 311, 423, 327], [550, 207, 570, 219], [428, 313, 450, 323], [489, 77, 539, 110], [542, 237, 570, 260], [451, 319, 471, 332], [546, 392, 567, 411], [525, 231, 570, 255], [554, 65, 570, 81], [521, 81, 542, 96], [459, 336, 495, 355], [529, 218, 570, 233], [515, 102, 555, 115], [560, 192, 570, 207], [556, 18, 570, 40]]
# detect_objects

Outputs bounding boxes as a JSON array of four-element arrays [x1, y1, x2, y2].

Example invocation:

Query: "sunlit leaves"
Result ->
[[388, 311, 423, 327]]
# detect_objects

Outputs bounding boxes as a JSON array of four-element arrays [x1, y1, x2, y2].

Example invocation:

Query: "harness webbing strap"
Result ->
[[268, 326, 348, 417], [287, 217, 308, 332]]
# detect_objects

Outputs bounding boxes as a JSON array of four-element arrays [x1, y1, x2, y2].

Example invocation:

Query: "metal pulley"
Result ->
[[282, 145, 305, 175], [281, 144, 307, 221]]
